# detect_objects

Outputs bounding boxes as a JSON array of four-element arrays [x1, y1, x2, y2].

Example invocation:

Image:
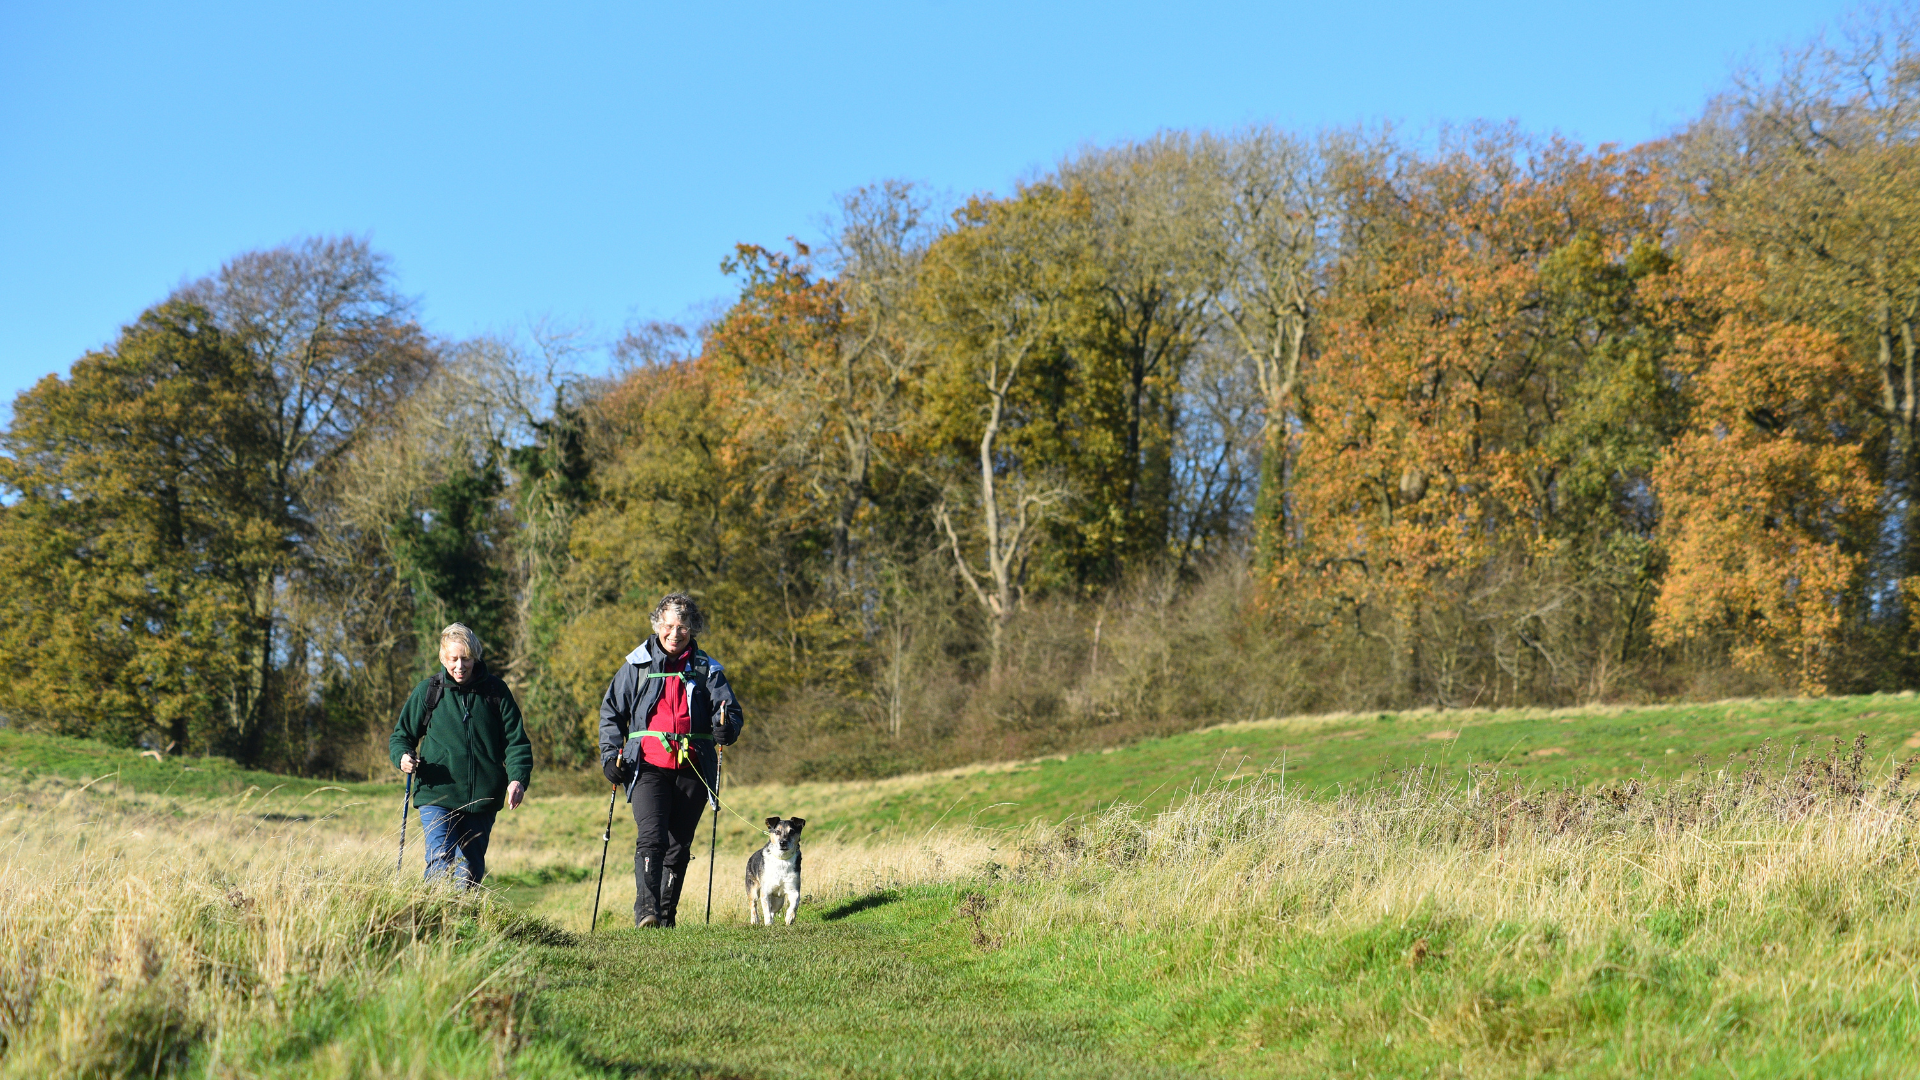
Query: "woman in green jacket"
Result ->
[[389, 622, 533, 887]]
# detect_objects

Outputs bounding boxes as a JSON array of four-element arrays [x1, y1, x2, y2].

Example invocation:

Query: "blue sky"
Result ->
[[1, 1, 1850, 403]]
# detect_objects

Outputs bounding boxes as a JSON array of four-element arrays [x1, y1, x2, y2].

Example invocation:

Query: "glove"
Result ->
[[603, 756, 629, 786]]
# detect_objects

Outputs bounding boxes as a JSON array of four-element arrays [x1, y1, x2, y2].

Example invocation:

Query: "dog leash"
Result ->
[[696, 767, 765, 831], [694, 749, 764, 832]]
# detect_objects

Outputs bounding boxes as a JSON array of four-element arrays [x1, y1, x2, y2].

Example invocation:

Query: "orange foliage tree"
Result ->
[[1278, 134, 1682, 702], [1650, 250, 1880, 694]]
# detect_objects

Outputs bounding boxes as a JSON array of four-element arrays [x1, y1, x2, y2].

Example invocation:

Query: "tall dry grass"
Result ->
[[0, 777, 552, 1079]]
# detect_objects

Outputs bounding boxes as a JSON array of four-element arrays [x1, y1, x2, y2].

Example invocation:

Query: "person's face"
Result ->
[[440, 640, 475, 684], [653, 610, 692, 657]]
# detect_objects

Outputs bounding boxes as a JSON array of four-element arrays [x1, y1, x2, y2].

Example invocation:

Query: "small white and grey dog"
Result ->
[[744, 816, 805, 925]]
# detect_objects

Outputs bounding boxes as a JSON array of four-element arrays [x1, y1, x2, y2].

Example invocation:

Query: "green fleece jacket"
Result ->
[[388, 665, 533, 813]]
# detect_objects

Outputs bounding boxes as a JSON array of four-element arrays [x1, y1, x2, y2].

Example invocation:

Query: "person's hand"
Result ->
[[400, 752, 418, 775], [507, 780, 526, 810], [603, 756, 628, 786]]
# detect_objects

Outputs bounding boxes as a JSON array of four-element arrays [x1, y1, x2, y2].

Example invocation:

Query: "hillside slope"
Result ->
[[716, 692, 1920, 840]]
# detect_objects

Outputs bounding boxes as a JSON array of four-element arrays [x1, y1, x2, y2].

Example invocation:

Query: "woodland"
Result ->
[[4, 20, 1919, 784]]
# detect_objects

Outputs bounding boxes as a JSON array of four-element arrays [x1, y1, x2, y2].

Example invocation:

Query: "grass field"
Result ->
[[724, 692, 1920, 837], [4, 694, 1920, 1077]]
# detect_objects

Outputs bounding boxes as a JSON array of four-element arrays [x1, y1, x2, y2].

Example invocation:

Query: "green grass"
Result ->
[[507, 765, 1920, 1079], [742, 693, 1920, 839], [511, 890, 1919, 1079], [0, 728, 387, 800], [526, 889, 1193, 1080]]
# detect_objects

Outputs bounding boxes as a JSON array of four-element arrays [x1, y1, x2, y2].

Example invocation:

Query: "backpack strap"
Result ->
[[412, 673, 444, 752]]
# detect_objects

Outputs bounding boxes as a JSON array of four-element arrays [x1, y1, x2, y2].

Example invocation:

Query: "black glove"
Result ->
[[603, 756, 629, 786]]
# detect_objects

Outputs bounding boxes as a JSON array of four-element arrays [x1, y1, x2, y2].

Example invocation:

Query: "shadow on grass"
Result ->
[[822, 889, 900, 921]]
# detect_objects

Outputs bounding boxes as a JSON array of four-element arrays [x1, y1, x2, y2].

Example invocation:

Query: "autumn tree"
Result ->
[[1651, 250, 1879, 693], [1285, 133, 1683, 703], [551, 348, 831, 746], [1680, 10, 1920, 666], [705, 182, 935, 604]]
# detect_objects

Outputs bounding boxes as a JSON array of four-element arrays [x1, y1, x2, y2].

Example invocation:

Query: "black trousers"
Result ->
[[630, 762, 707, 925]]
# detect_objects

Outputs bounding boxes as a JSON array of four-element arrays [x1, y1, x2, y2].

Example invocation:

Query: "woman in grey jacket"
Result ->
[[598, 593, 743, 927]]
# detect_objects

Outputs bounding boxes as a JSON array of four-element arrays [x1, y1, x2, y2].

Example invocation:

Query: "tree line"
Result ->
[[5, 12, 1918, 781]]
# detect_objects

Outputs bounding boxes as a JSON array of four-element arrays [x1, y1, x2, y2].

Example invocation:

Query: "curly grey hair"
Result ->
[[649, 592, 707, 635]]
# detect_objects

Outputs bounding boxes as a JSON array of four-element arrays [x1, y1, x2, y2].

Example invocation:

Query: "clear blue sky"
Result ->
[[1, 1, 1850, 403]]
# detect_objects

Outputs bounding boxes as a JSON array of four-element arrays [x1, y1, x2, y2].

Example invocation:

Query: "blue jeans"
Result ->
[[417, 804, 497, 888]]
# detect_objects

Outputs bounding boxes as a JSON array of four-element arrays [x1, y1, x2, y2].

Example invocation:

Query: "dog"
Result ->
[[744, 816, 805, 925]]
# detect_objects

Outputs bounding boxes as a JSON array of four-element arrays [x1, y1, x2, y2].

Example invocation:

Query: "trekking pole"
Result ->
[[396, 767, 415, 873], [706, 746, 721, 924], [589, 783, 618, 934], [396, 688, 438, 876]]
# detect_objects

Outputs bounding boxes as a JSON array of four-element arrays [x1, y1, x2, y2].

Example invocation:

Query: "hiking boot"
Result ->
[[633, 852, 663, 926]]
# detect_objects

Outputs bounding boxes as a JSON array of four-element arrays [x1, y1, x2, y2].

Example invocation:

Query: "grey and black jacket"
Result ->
[[597, 636, 743, 805]]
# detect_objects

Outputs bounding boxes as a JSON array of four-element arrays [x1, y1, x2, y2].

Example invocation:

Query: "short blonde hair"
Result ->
[[439, 622, 483, 658]]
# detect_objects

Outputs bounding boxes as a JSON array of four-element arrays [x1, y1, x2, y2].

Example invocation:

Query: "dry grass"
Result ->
[[0, 778, 544, 1079], [976, 742, 1920, 1075]]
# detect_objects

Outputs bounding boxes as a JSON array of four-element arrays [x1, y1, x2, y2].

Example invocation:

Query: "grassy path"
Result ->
[[526, 887, 1194, 1080]]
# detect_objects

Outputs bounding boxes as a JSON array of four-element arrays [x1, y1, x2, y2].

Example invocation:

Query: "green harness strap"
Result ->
[[627, 729, 714, 767], [629, 663, 718, 766]]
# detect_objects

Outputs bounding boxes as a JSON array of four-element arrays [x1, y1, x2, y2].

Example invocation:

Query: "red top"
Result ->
[[640, 648, 693, 769]]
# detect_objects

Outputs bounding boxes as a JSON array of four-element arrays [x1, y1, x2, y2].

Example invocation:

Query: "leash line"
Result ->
[[679, 751, 761, 832]]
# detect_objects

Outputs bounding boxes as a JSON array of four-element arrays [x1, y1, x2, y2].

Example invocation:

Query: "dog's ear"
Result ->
[[788, 817, 805, 832], [765, 816, 782, 830]]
